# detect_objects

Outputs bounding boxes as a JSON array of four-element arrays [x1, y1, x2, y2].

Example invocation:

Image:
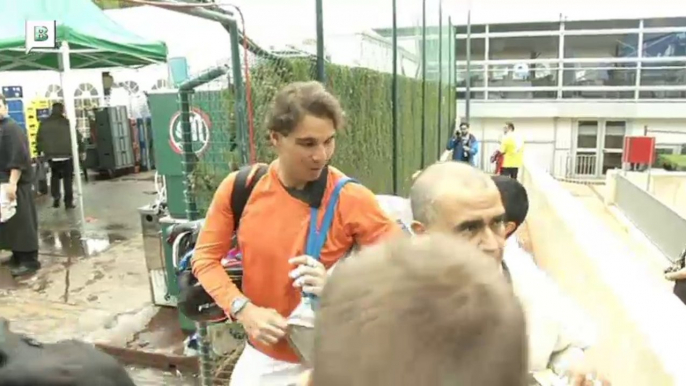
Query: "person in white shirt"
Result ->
[[491, 175, 605, 385], [408, 162, 609, 386]]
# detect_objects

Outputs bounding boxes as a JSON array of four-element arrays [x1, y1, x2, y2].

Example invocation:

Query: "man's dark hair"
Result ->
[[459, 122, 470, 129], [265, 81, 344, 136], [51, 102, 65, 117], [312, 234, 529, 386], [492, 175, 529, 236], [506, 122, 515, 131]]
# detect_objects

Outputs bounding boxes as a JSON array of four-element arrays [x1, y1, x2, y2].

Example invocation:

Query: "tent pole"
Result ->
[[59, 42, 86, 226]]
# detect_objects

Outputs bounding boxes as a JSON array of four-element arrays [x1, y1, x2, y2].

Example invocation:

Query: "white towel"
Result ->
[[0, 183, 17, 223]]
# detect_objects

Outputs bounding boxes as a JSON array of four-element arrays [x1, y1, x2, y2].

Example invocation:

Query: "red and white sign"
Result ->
[[168, 108, 212, 155]]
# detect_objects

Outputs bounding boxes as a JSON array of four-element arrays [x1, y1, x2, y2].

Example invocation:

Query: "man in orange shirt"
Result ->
[[192, 81, 399, 385]]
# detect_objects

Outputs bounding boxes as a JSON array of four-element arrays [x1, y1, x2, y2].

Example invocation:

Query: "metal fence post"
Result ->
[[465, 9, 472, 124], [437, 2, 443, 156], [178, 64, 232, 386], [448, 17, 454, 131], [420, 0, 427, 168], [315, 0, 326, 83], [229, 22, 249, 165], [179, 89, 199, 221], [391, 0, 399, 195]]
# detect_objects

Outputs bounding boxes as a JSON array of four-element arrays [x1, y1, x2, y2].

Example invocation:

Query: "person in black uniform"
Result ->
[[0, 94, 40, 277]]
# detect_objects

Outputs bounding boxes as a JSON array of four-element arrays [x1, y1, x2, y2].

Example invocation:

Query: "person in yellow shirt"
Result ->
[[499, 122, 524, 179]]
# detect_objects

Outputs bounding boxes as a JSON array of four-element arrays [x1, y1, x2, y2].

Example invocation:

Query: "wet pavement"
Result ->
[[0, 172, 195, 384]]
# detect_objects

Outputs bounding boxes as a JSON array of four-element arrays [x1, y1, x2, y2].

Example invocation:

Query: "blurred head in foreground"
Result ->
[[309, 234, 529, 386]]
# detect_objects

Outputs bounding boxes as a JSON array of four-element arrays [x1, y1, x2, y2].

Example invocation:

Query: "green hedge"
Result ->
[[657, 154, 686, 171], [191, 58, 453, 212]]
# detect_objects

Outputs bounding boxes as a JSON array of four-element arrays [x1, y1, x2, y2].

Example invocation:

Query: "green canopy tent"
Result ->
[[0, 0, 167, 225]]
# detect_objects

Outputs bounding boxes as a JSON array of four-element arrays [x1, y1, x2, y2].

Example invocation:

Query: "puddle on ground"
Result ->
[[39, 229, 128, 259]]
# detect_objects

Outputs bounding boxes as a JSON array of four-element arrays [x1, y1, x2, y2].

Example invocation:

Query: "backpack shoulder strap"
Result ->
[[306, 177, 358, 258], [231, 164, 269, 232]]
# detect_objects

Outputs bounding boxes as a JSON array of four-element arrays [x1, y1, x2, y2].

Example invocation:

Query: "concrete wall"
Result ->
[[521, 156, 686, 385], [606, 170, 686, 218]]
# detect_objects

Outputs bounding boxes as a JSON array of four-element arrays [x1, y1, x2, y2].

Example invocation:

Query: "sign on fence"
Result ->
[[168, 108, 212, 155]]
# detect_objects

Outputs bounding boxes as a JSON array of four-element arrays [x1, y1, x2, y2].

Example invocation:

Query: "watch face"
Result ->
[[231, 297, 248, 315]]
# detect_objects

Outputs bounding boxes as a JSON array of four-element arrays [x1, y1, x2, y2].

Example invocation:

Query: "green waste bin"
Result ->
[[148, 90, 237, 218]]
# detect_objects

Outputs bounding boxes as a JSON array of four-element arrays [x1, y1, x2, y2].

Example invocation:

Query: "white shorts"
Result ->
[[229, 344, 305, 386]]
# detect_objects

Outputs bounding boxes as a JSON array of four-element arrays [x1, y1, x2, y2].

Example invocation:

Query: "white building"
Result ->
[[437, 1, 686, 178]]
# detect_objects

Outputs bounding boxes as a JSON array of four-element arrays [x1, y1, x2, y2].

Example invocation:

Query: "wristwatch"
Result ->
[[230, 296, 251, 319]]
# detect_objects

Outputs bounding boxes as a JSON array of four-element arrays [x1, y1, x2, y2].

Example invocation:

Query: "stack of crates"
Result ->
[[2, 86, 26, 131], [25, 99, 51, 158]]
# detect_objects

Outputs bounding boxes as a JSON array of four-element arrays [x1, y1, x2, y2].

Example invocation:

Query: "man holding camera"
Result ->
[[446, 122, 479, 166]]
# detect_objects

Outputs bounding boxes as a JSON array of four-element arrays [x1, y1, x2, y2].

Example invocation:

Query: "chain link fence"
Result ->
[[141, 0, 456, 384]]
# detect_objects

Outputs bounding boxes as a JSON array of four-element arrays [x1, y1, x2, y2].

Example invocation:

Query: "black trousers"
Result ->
[[49, 159, 74, 204], [0, 183, 39, 261], [500, 167, 519, 180]]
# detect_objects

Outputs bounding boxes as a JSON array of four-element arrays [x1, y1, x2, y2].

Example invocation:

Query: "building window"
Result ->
[[642, 32, 686, 58], [577, 121, 599, 149], [640, 61, 686, 86], [455, 25, 487, 34], [116, 80, 140, 95], [455, 91, 485, 100], [74, 83, 99, 136], [604, 121, 626, 150], [640, 60, 686, 99], [44, 84, 63, 101], [566, 19, 640, 30], [564, 34, 639, 58], [602, 121, 626, 174], [456, 64, 485, 87], [489, 36, 559, 60], [488, 62, 558, 86], [644, 17, 686, 29], [563, 62, 637, 86], [488, 22, 559, 33], [151, 79, 170, 90], [455, 38, 486, 61]]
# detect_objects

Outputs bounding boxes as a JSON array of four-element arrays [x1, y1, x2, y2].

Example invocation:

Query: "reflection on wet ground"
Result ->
[[39, 229, 128, 259]]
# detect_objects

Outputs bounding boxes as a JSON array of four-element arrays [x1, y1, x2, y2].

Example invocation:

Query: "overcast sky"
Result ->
[[207, 0, 686, 47], [108, 0, 686, 54]]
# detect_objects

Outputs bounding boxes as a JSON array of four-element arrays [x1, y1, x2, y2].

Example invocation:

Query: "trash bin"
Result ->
[[139, 204, 175, 307], [159, 215, 197, 332]]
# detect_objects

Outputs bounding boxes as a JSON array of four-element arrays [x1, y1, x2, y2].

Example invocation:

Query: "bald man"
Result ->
[[410, 162, 507, 263], [409, 161, 608, 386]]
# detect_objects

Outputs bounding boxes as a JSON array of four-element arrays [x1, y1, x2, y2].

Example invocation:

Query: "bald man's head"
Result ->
[[409, 161, 507, 263], [410, 162, 492, 224]]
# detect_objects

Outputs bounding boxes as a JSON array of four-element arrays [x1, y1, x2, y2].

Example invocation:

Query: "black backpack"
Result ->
[[175, 164, 269, 322]]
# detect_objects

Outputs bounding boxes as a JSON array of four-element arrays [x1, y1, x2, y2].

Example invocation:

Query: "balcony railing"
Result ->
[[454, 57, 686, 101]]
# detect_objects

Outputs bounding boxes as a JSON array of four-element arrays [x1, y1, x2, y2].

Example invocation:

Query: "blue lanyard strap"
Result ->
[[302, 177, 357, 301], [305, 177, 357, 259]]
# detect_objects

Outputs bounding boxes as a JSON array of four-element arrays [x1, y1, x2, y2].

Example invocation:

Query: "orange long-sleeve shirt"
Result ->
[[192, 161, 399, 363]]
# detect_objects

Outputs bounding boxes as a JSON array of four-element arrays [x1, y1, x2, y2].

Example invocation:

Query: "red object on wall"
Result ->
[[623, 136, 656, 164]]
